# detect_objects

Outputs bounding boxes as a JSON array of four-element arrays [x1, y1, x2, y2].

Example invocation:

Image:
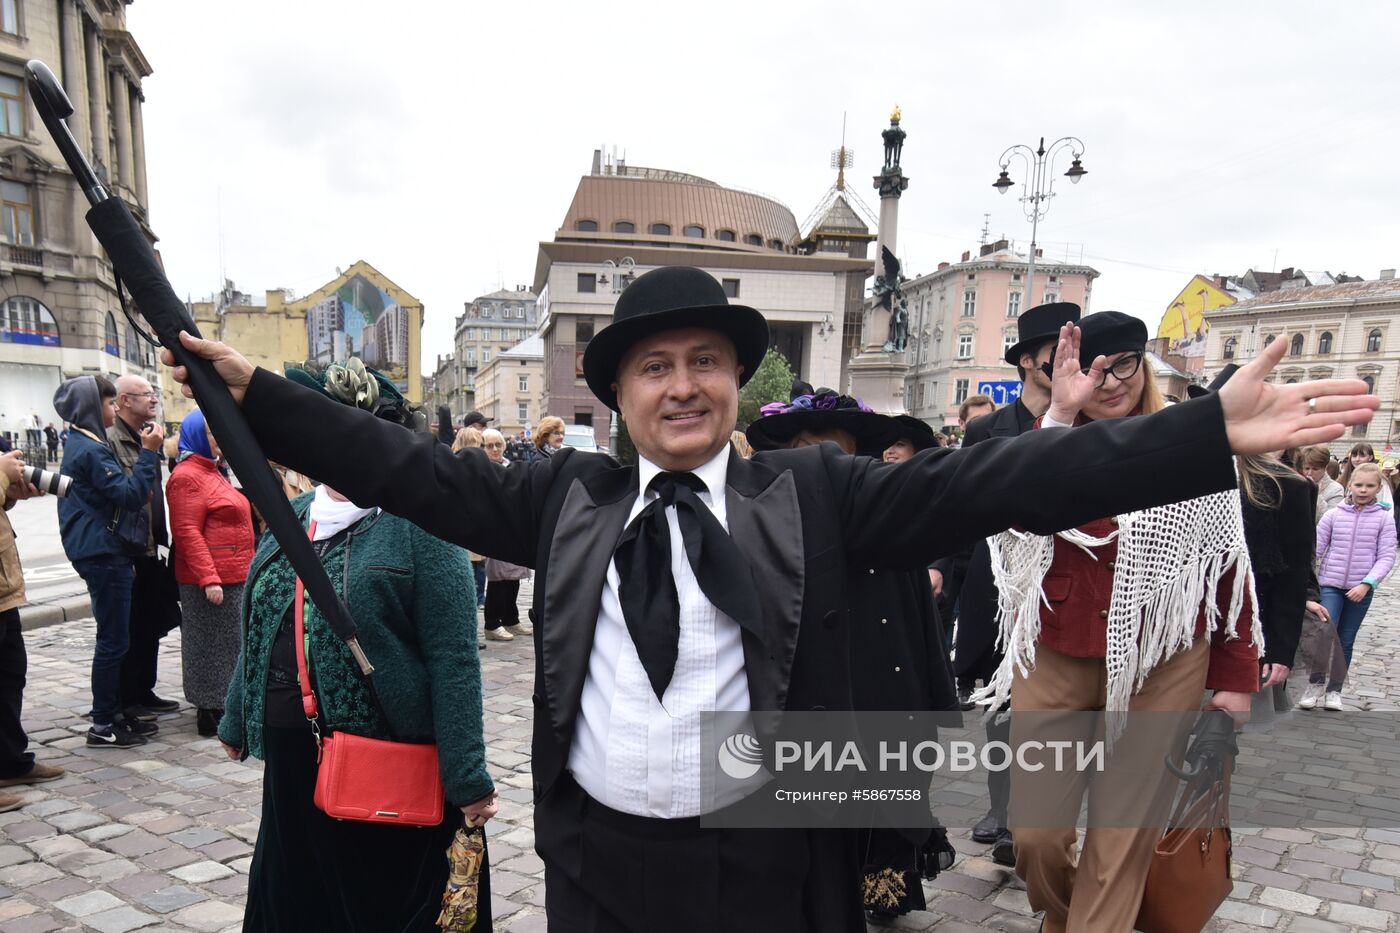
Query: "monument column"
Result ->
[[846, 107, 912, 413]]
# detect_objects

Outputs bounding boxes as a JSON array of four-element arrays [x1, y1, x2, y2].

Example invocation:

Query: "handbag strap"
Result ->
[[293, 521, 320, 725]]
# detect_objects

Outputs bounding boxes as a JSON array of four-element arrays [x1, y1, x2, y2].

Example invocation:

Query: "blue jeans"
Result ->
[[74, 556, 135, 727], [1319, 585, 1373, 671]]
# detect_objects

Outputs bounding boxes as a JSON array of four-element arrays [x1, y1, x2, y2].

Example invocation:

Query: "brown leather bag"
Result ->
[[1135, 777, 1233, 933]]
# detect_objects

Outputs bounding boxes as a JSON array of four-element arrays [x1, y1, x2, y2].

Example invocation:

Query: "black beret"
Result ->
[[1049, 311, 1148, 369]]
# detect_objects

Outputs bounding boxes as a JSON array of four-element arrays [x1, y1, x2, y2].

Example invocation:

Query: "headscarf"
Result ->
[[177, 409, 215, 462]]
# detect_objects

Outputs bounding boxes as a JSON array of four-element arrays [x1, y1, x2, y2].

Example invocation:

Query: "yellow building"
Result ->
[[1156, 274, 1240, 364], [158, 261, 423, 427]]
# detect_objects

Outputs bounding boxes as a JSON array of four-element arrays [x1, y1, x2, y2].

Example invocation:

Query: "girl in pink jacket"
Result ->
[[1308, 463, 1397, 710]]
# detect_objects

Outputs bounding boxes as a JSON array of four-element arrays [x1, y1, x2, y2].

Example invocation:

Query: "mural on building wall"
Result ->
[[305, 273, 411, 388], [1157, 274, 1237, 362]]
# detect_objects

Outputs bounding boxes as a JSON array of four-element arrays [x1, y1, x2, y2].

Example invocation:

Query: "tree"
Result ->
[[737, 348, 797, 429]]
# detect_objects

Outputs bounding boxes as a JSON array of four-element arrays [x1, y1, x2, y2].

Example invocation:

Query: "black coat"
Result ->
[[936, 398, 1038, 675], [238, 370, 1237, 930], [1244, 473, 1316, 668], [847, 565, 957, 714]]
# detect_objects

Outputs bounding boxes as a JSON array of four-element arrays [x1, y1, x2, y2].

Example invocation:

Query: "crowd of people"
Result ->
[[0, 261, 1388, 931]]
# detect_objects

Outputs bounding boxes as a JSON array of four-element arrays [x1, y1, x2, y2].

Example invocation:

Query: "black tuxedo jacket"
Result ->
[[241, 369, 1237, 801]]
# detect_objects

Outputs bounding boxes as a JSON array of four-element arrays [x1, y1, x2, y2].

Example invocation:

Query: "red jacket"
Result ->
[[1038, 516, 1260, 693], [166, 456, 256, 587]]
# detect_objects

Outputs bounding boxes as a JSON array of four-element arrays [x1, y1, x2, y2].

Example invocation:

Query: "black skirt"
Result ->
[[243, 725, 476, 933]]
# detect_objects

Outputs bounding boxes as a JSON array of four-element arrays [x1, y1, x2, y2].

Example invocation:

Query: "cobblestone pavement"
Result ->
[[2, 579, 1398, 932]]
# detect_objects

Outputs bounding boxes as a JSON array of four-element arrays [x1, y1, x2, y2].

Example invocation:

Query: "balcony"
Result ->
[[5, 244, 41, 267]]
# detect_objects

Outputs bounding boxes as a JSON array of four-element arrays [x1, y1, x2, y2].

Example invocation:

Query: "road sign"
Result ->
[[977, 381, 1023, 406]]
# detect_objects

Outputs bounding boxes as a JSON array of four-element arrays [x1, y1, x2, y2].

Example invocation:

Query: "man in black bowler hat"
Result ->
[[163, 266, 1376, 932]]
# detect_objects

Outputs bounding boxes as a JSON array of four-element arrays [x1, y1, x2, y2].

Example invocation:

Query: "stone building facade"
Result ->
[[1202, 276, 1400, 455], [0, 0, 158, 438], [444, 286, 538, 422], [473, 334, 544, 438]]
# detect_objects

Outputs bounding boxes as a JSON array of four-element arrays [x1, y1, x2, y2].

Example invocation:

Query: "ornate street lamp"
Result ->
[[992, 136, 1088, 306]]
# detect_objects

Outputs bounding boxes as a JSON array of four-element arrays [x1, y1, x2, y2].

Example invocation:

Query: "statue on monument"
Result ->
[[873, 246, 909, 353], [881, 105, 905, 172]]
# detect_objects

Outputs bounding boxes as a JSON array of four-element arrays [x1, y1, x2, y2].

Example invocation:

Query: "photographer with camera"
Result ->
[[0, 451, 64, 811], [54, 375, 164, 748], [109, 375, 183, 722]]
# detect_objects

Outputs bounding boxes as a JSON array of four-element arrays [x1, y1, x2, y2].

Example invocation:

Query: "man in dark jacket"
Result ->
[[55, 375, 164, 748], [162, 266, 1374, 933], [929, 301, 1080, 865], [109, 375, 181, 721]]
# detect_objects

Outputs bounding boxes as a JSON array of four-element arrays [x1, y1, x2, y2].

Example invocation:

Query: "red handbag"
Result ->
[[294, 521, 445, 827]]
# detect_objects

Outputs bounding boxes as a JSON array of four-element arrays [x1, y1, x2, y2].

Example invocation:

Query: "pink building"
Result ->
[[901, 240, 1098, 428]]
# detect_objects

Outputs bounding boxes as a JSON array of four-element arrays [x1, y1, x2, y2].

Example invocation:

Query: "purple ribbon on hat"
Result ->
[[760, 392, 874, 417]]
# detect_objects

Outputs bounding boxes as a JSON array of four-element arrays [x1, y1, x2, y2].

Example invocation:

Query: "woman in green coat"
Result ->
[[218, 361, 496, 932]]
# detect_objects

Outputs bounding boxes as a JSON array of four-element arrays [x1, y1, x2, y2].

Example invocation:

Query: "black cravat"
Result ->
[[613, 470, 764, 701]]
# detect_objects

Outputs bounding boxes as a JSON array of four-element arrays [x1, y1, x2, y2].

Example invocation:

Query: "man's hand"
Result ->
[[1346, 583, 1371, 603], [928, 568, 944, 597], [205, 584, 224, 606], [220, 741, 240, 761], [1260, 663, 1290, 688], [1217, 336, 1379, 454], [160, 331, 255, 405], [1306, 599, 1330, 622], [1045, 322, 1107, 425], [0, 451, 24, 487], [461, 789, 499, 828], [139, 421, 166, 452], [1204, 689, 1252, 727]]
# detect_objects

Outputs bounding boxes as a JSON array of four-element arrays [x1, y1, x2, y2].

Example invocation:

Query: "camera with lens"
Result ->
[[21, 464, 71, 498]]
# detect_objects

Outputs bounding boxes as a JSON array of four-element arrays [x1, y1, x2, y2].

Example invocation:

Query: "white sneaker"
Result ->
[[484, 628, 515, 642], [1297, 684, 1325, 710], [1324, 691, 1344, 711], [504, 622, 533, 637]]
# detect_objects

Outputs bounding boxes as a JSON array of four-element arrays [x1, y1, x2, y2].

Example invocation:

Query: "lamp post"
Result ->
[[992, 136, 1087, 307]]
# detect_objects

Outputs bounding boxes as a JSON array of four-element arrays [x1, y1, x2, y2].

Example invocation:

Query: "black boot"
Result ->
[[196, 709, 222, 737]]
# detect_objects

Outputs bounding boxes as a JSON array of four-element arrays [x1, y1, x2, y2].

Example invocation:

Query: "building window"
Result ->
[[957, 334, 973, 359], [613, 221, 635, 233], [650, 222, 671, 235], [721, 278, 740, 299], [1, 180, 34, 245], [1367, 329, 1383, 353], [1290, 333, 1305, 356], [0, 1, 16, 36], [1353, 423, 1368, 438], [574, 411, 593, 428], [482, 348, 491, 363], [1007, 291, 1021, 318], [954, 379, 969, 405], [577, 273, 596, 294], [1362, 375, 1376, 394], [1318, 331, 1333, 355], [1043, 291, 1058, 304], [104, 311, 119, 357], [0, 74, 24, 136], [716, 229, 736, 242], [966, 273, 976, 282], [465, 348, 476, 364], [744, 233, 763, 246], [1263, 333, 1276, 348], [1223, 337, 1236, 360], [961, 290, 976, 317], [768, 238, 784, 251], [0, 296, 59, 347], [518, 402, 529, 423], [576, 319, 594, 347], [575, 219, 598, 232], [518, 375, 529, 392], [1003, 333, 1016, 355], [683, 225, 705, 238], [124, 320, 142, 364]]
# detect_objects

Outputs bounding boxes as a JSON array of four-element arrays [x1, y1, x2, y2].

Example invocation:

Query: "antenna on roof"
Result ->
[[979, 213, 991, 246], [830, 112, 854, 192]]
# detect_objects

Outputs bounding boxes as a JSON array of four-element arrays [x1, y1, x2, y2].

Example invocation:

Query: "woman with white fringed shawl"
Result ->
[[975, 312, 1261, 933]]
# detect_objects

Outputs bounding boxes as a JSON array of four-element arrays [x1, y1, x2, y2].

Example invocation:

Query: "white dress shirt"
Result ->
[[567, 446, 751, 817]]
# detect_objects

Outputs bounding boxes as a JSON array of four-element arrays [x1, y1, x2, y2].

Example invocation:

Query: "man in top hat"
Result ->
[[929, 300, 1081, 864], [163, 266, 1375, 933]]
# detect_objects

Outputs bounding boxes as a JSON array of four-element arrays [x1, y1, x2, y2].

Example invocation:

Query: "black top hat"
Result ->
[[746, 380, 901, 458], [582, 266, 770, 411], [1186, 363, 1239, 399], [891, 414, 938, 452], [462, 410, 491, 428], [1004, 301, 1082, 366]]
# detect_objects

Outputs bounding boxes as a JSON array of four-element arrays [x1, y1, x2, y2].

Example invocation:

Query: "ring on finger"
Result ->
[[1307, 397, 1317, 413]]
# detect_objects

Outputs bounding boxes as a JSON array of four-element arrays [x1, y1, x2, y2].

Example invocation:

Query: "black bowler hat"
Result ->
[[1045, 310, 1149, 373], [462, 410, 491, 429], [582, 266, 769, 411], [1004, 301, 1082, 366], [746, 380, 901, 458], [891, 414, 938, 452], [1186, 363, 1239, 399]]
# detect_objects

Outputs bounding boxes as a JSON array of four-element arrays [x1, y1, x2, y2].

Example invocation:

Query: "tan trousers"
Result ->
[[1009, 640, 1210, 933]]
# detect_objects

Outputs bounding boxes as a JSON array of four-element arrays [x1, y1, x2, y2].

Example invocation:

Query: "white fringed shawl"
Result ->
[[973, 486, 1264, 740]]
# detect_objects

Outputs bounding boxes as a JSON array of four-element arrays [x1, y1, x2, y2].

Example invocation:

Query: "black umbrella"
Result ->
[[26, 60, 373, 673]]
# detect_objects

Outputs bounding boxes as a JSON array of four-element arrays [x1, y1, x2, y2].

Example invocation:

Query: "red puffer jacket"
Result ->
[[166, 455, 256, 587]]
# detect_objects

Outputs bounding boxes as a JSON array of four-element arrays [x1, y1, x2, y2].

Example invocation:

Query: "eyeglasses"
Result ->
[[121, 391, 159, 400], [1041, 351, 1144, 388]]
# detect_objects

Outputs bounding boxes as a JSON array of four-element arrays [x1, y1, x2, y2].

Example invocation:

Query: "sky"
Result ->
[[125, 1, 1400, 374]]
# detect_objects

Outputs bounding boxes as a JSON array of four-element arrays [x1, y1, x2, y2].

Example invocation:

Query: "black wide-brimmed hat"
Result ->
[[746, 380, 901, 457], [1004, 301, 1082, 366], [1186, 363, 1239, 399], [891, 414, 938, 452], [582, 265, 770, 411]]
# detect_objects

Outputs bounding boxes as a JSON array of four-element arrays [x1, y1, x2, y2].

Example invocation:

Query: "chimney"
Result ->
[[1035, 248, 1044, 258], [1381, 269, 1396, 281], [591, 149, 602, 175], [979, 243, 995, 257], [993, 238, 1009, 252], [937, 262, 950, 271], [961, 250, 971, 263]]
